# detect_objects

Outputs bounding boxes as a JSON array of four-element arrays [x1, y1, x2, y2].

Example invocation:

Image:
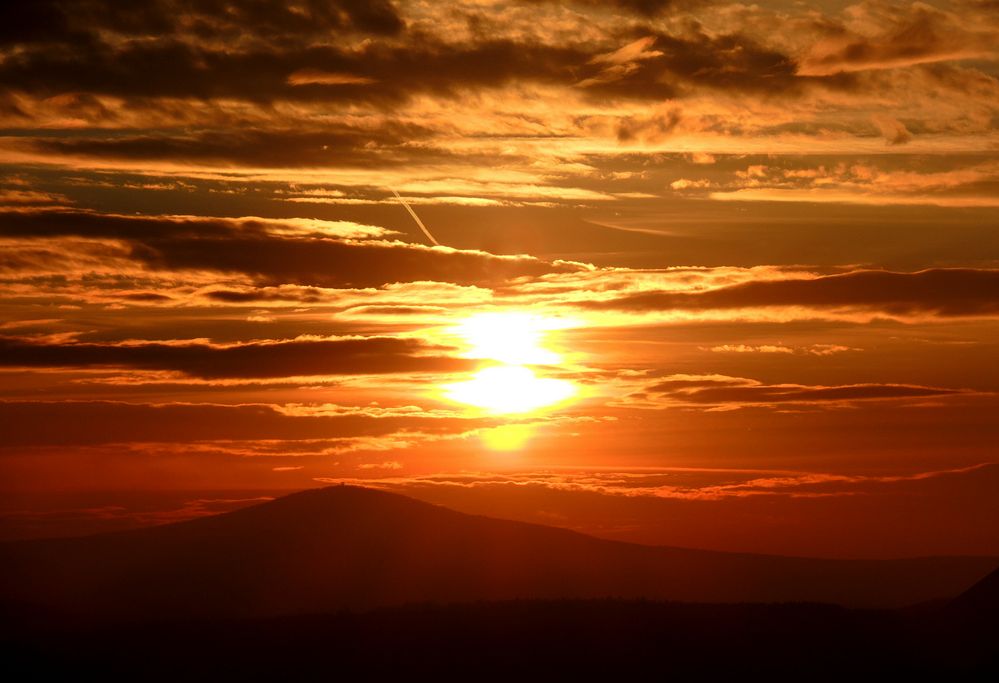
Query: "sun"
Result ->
[[444, 365, 577, 415], [451, 312, 572, 365], [440, 312, 579, 416]]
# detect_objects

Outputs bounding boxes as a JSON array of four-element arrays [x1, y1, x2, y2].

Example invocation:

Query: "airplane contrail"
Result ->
[[390, 188, 440, 246]]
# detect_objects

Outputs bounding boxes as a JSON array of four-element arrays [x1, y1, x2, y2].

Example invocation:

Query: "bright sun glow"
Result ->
[[480, 423, 535, 451], [441, 312, 580, 419], [453, 312, 573, 365], [444, 365, 577, 415]]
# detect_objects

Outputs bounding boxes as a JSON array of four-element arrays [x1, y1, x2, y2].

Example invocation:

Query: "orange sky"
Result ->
[[1, 0, 997, 558]]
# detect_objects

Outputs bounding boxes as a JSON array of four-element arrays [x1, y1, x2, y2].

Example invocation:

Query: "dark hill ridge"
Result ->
[[950, 567, 999, 617], [0, 485, 995, 621]]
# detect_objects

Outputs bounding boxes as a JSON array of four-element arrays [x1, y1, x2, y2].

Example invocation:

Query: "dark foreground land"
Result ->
[[1, 486, 996, 679], [2, 597, 998, 680]]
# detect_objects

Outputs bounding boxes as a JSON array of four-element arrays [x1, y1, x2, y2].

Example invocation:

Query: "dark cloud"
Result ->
[[798, 4, 994, 75], [582, 269, 999, 317], [0, 400, 477, 448], [0, 0, 403, 47], [533, 1, 705, 18], [0, 16, 848, 109], [579, 32, 814, 101], [118, 292, 173, 303], [203, 287, 331, 304], [646, 379, 963, 405], [0, 336, 475, 379], [0, 209, 578, 287], [0, 1, 75, 46], [592, 0, 690, 15], [129, 236, 574, 289], [0, 91, 28, 119], [616, 110, 682, 142], [26, 126, 444, 168], [344, 305, 449, 316], [0, 209, 285, 241], [0, 37, 586, 105], [648, 376, 749, 392]]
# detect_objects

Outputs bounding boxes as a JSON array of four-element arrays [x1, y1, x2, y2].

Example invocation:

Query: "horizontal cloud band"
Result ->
[[0, 336, 475, 378], [581, 268, 999, 317]]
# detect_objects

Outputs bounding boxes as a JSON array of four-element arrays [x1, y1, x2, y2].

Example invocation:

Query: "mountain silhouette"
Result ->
[[950, 567, 999, 617], [1, 485, 995, 621], [966, 568, 999, 604]]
